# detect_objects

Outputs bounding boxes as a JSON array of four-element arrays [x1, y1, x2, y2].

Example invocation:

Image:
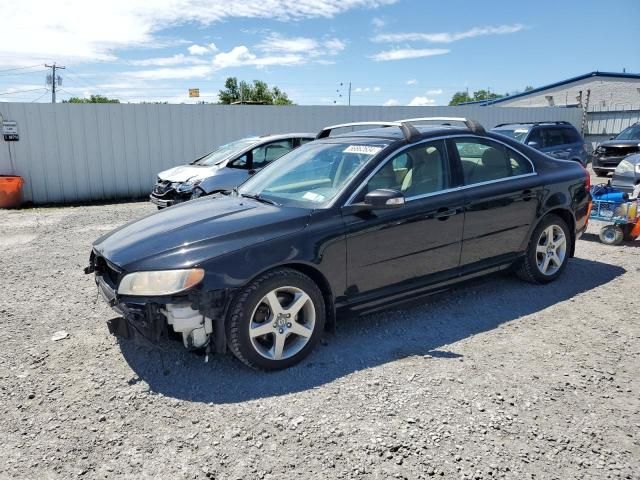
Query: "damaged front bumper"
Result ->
[[86, 256, 234, 354]]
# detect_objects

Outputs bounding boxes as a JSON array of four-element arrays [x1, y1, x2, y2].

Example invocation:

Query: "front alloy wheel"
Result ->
[[227, 268, 325, 370], [249, 286, 316, 361]]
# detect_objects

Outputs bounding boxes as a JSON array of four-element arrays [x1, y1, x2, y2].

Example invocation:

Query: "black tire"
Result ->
[[516, 214, 572, 284], [599, 225, 624, 245], [226, 268, 325, 370], [593, 169, 608, 177]]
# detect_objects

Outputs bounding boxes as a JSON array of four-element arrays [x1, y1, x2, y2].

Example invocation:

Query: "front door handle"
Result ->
[[522, 189, 534, 201], [435, 207, 457, 221]]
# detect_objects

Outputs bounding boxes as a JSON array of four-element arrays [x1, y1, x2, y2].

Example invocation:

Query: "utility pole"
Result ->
[[45, 63, 65, 103]]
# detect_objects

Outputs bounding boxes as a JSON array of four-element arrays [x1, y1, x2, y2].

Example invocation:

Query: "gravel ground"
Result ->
[[1, 173, 639, 480]]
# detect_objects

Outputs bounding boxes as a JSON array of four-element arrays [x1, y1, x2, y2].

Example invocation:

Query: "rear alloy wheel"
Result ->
[[227, 268, 325, 370], [517, 214, 572, 284]]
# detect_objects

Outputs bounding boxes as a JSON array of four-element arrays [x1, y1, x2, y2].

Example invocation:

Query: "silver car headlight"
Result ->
[[616, 159, 634, 174], [117, 269, 204, 296], [176, 180, 201, 193]]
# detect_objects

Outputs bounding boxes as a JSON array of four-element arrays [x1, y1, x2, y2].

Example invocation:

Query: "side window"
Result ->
[[227, 154, 248, 169], [454, 138, 511, 184], [543, 128, 566, 147], [298, 137, 314, 146], [526, 128, 543, 147], [562, 127, 582, 144], [507, 149, 533, 176], [251, 139, 294, 169], [365, 140, 449, 198]]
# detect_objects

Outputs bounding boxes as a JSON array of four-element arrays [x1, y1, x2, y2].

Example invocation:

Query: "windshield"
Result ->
[[193, 138, 258, 166], [614, 124, 640, 141], [238, 142, 385, 208], [493, 128, 530, 142]]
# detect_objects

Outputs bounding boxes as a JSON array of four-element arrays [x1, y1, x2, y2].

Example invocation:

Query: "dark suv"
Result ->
[[592, 123, 640, 177], [87, 118, 591, 370], [492, 121, 588, 166]]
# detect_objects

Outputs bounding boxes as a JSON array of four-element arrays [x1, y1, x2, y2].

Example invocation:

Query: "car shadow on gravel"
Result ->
[[118, 257, 625, 404]]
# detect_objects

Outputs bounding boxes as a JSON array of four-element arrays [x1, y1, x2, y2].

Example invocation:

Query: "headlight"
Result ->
[[176, 181, 200, 193], [616, 159, 634, 174], [117, 269, 204, 296]]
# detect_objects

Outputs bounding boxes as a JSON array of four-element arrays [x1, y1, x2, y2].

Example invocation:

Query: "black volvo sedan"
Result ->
[[86, 118, 591, 370]]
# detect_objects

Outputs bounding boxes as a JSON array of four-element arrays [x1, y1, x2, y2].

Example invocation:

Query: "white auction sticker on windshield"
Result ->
[[343, 145, 383, 155], [302, 191, 326, 202]]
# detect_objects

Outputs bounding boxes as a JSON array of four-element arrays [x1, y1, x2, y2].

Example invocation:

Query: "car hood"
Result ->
[[157, 164, 220, 183], [93, 195, 311, 271], [597, 140, 640, 149]]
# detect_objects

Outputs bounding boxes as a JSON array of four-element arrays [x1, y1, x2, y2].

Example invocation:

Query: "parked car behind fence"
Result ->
[[150, 133, 315, 208]]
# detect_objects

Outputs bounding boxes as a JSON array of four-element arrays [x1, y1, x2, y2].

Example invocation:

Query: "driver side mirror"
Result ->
[[364, 189, 405, 209], [527, 140, 539, 148]]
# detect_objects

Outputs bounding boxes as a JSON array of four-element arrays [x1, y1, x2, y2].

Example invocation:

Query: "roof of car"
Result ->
[[315, 124, 473, 143], [256, 132, 316, 141], [492, 121, 575, 130]]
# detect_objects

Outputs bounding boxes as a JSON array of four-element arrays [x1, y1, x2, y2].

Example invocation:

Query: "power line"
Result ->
[[0, 68, 48, 77], [0, 64, 43, 74], [0, 87, 48, 96], [30, 89, 50, 102]]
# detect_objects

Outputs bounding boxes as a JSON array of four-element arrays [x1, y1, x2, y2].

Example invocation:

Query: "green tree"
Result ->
[[63, 95, 120, 103], [448, 91, 473, 106], [448, 89, 504, 105], [218, 77, 294, 105]]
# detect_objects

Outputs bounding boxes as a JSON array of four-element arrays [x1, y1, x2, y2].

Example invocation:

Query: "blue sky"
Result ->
[[0, 0, 638, 105]]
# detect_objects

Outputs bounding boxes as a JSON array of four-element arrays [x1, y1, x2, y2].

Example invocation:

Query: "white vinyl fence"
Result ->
[[0, 104, 582, 204], [585, 107, 640, 150]]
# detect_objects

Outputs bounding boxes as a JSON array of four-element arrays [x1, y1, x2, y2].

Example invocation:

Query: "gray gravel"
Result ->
[[1, 177, 639, 479]]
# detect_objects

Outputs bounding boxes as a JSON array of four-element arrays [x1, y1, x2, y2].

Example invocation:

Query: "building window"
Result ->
[[545, 95, 555, 106]]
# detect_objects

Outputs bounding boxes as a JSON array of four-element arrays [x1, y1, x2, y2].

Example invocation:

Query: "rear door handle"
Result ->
[[435, 207, 458, 221], [522, 189, 534, 201]]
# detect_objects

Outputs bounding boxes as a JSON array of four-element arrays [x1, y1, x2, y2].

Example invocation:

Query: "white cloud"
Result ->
[[126, 65, 213, 80], [258, 33, 345, 58], [370, 48, 450, 61], [212, 45, 304, 70], [426, 88, 443, 95], [188, 43, 218, 55], [258, 34, 318, 53], [0, 0, 396, 65], [129, 54, 207, 66], [406, 79, 418, 85], [372, 17, 386, 28], [324, 38, 346, 55], [354, 86, 381, 94], [408, 96, 436, 106], [373, 24, 525, 43], [383, 98, 400, 106]]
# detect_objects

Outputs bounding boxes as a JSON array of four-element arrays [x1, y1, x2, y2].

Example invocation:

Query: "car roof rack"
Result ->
[[397, 117, 486, 135], [315, 121, 421, 142], [494, 120, 572, 128]]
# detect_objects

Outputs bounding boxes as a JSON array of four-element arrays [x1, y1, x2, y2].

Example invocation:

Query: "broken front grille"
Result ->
[[600, 146, 639, 158], [153, 180, 174, 195], [95, 255, 122, 288]]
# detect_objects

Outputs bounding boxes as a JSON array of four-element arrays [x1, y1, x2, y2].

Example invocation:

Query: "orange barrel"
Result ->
[[0, 175, 24, 208]]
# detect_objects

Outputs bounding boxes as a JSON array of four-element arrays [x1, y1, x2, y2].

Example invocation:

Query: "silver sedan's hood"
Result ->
[[157, 164, 221, 183]]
